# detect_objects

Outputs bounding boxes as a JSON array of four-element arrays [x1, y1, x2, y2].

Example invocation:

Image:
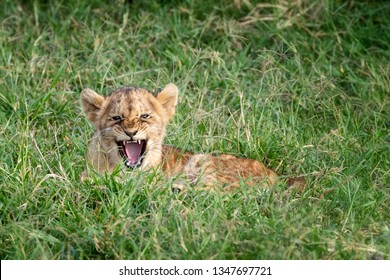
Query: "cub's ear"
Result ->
[[156, 83, 178, 122], [80, 88, 105, 125]]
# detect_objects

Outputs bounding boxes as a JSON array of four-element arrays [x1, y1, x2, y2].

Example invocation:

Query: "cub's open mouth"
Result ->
[[117, 140, 146, 168]]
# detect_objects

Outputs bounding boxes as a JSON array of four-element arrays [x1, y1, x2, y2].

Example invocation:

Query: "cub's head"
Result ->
[[81, 83, 178, 169]]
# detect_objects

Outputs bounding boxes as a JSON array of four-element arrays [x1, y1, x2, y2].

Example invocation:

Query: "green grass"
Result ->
[[0, 0, 389, 260]]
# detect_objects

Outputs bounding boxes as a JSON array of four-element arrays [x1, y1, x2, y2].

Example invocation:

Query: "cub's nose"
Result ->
[[124, 130, 137, 139]]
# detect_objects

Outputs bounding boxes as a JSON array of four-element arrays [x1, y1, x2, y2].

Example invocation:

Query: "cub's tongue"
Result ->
[[124, 141, 143, 166]]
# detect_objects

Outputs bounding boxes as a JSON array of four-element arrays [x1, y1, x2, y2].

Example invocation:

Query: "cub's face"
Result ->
[[81, 84, 178, 169]]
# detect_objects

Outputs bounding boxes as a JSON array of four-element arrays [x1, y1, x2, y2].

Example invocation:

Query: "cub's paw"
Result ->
[[171, 180, 188, 193]]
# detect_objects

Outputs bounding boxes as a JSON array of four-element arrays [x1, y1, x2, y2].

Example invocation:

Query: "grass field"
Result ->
[[0, 0, 389, 260]]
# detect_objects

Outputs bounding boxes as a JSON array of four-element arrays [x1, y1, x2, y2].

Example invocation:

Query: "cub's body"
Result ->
[[81, 84, 277, 191], [161, 145, 276, 191]]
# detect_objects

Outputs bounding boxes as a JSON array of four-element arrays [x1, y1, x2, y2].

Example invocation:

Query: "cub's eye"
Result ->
[[140, 114, 150, 119], [111, 116, 122, 121]]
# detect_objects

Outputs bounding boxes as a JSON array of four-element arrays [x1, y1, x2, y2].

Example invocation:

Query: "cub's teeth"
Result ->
[[124, 140, 142, 144]]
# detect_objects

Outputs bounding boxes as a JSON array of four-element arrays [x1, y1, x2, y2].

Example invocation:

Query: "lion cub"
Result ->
[[81, 83, 277, 191]]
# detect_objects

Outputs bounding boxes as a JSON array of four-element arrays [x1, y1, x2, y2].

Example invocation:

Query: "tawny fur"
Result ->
[[81, 84, 278, 191]]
